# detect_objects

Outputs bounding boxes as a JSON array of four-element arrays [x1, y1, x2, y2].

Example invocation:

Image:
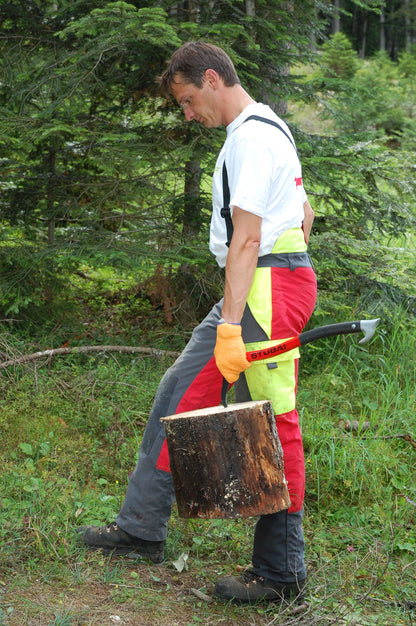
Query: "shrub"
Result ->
[[320, 32, 360, 81]]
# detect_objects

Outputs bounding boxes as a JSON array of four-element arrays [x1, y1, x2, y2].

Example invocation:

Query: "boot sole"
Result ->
[[80, 543, 164, 564], [213, 579, 306, 605], [213, 591, 306, 606]]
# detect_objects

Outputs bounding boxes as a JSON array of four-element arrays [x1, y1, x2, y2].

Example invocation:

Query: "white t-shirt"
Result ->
[[209, 103, 307, 267]]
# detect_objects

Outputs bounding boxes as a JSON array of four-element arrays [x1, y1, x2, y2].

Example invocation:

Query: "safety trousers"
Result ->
[[116, 229, 317, 582]]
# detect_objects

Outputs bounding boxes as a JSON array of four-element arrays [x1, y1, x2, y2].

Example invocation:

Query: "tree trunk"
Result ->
[[183, 158, 202, 237], [182, 0, 202, 237], [379, 9, 386, 51], [245, 0, 255, 17], [404, 0, 412, 51], [187, 0, 198, 22], [257, 2, 292, 116], [162, 400, 291, 518], [332, 0, 341, 33], [360, 14, 368, 58], [47, 144, 56, 245], [386, 1, 398, 59]]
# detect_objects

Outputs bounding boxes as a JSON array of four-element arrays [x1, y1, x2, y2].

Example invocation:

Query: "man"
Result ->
[[78, 41, 317, 605]]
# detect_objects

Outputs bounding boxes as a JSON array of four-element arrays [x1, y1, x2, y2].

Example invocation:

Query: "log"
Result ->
[[162, 400, 291, 519]]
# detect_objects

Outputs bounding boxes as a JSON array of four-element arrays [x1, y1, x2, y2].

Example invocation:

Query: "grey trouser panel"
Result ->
[[253, 509, 306, 581], [116, 301, 223, 542]]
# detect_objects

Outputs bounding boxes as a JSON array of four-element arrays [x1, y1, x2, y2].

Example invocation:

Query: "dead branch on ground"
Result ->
[[0, 345, 180, 370]]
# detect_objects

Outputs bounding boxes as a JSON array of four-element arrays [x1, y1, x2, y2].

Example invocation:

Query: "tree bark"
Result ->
[[360, 14, 368, 58], [379, 9, 386, 51], [162, 400, 291, 518], [332, 0, 341, 33], [245, 0, 255, 17], [183, 158, 202, 237], [188, 0, 198, 21], [404, 0, 412, 51], [182, 1, 202, 237], [46, 144, 56, 245]]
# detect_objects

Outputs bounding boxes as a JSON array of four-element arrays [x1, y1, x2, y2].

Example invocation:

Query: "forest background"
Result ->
[[0, 1, 416, 625]]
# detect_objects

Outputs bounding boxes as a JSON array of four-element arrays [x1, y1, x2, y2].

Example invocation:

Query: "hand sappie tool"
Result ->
[[221, 318, 381, 407], [246, 318, 380, 362]]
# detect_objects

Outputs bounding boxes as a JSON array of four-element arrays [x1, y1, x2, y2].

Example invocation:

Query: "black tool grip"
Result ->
[[299, 321, 362, 346], [221, 377, 229, 407]]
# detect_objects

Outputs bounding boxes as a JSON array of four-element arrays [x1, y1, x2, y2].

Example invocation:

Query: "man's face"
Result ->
[[170, 71, 221, 128]]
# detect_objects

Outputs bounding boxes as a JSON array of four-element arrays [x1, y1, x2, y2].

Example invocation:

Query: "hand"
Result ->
[[214, 322, 250, 383]]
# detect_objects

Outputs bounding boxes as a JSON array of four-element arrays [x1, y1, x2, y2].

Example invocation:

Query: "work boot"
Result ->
[[76, 522, 165, 564], [213, 570, 306, 604]]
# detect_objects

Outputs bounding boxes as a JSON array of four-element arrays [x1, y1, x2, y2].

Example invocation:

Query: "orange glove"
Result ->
[[214, 322, 250, 384]]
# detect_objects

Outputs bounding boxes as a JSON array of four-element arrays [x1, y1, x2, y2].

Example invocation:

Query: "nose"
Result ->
[[184, 107, 195, 122]]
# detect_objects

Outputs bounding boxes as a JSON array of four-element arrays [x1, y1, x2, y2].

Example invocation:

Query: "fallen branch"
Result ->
[[397, 434, 416, 449], [361, 433, 416, 449], [190, 588, 214, 603], [0, 344, 180, 370], [338, 424, 416, 449], [399, 494, 416, 508]]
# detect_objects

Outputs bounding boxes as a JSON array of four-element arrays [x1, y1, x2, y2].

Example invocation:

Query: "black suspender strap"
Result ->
[[221, 115, 300, 247], [243, 115, 300, 161], [220, 162, 233, 248]]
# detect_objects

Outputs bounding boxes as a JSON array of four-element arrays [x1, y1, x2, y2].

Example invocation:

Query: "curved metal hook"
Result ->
[[359, 318, 381, 344]]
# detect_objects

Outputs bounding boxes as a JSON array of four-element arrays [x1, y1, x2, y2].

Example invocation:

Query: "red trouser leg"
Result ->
[[275, 407, 305, 513], [239, 361, 305, 513], [242, 265, 316, 512], [155, 355, 223, 471]]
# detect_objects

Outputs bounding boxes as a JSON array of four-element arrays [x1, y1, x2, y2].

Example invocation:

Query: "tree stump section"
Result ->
[[161, 400, 291, 518]]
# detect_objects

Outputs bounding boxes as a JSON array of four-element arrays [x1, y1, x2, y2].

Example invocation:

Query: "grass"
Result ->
[[0, 306, 415, 625]]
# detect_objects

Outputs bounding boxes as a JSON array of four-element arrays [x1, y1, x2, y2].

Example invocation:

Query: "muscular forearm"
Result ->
[[221, 207, 261, 323], [222, 242, 259, 323]]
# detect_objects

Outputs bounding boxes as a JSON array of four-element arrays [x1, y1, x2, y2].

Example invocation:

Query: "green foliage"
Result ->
[[299, 305, 416, 596], [56, 4, 182, 99], [321, 51, 413, 137], [297, 127, 416, 323], [0, 0, 330, 328], [0, 233, 82, 317], [320, 31, 360, 81], [398, 47, 416, 78], [1, 1, 231, 325], [292, 46, 416, 322], [0, 0, 415, 335], [0, 306, 415, 623]]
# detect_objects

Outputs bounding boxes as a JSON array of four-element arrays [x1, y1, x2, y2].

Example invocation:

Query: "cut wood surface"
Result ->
[[162, 400, 291, 519]]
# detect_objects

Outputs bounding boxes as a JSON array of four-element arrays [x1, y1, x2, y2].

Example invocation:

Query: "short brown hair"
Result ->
[[160, 41, 240, 94]]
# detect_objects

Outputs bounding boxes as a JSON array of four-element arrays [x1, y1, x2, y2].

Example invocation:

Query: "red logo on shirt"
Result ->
[[295, 177, 302, 188]]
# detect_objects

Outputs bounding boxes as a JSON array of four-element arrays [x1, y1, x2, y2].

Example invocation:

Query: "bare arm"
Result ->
[[221, 206, 262, 324], [302, 199, 315, 243]]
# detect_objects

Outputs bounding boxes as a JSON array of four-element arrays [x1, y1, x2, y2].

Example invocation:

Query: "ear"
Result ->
[[204, 68, 220, 89]]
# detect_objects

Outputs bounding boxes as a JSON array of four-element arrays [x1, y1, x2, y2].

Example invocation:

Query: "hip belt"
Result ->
[[257, 251, 313, 271]]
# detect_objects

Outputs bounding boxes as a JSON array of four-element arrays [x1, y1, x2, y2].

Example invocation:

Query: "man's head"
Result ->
[[160, 41, 240, 95], [160, 42, 246, 128]]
